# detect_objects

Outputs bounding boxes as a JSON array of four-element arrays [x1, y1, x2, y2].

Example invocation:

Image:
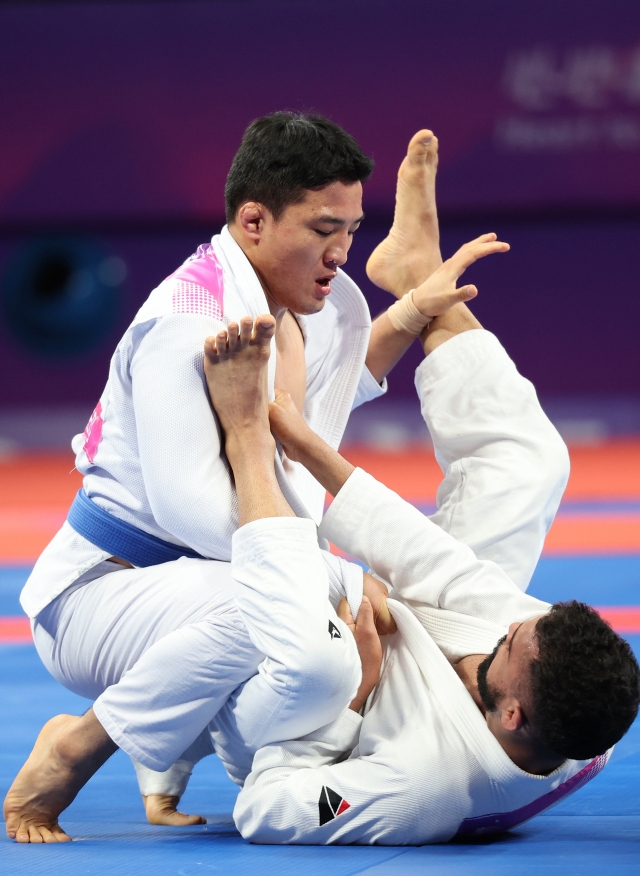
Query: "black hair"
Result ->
[[224, 111, 374, 223], [530, 601, 640, 760]]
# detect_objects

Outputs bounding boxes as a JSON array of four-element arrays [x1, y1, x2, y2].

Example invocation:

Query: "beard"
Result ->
[[476, 635, 506, 713]]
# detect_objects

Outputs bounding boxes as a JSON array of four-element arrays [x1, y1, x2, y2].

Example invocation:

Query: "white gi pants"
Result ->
[[32, 519, 361, 772]]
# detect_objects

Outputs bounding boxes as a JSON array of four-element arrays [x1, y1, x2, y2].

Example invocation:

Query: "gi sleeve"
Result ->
[[351, 366, 387, 411], [319, 468, 550, 629], [234, 709, 456, 845], [321, 550, 364, 620], [130, 313, 238, 558]]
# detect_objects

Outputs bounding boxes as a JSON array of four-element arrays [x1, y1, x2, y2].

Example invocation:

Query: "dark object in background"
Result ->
[[1, 236, 124, 358]]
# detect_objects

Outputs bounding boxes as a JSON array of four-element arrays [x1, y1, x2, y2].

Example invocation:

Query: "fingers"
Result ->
[[356, 595, 375, 632], [269, 390, 297, 424], [337, 597, 355, 629], [362, 571, 397, 635], [272, 388, 291, 403], [457, 284, 478, 302], [374, 600, 398, 636], [353, 596, 383, 672], [447, 233, 510, 278]]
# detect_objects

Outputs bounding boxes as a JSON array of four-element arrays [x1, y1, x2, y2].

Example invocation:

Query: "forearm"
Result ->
[[365, 310, 417, 384], [289, 428, 355, 499], [365, 246, 444, 383]]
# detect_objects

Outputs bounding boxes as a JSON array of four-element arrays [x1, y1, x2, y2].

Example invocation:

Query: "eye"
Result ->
[[314, 230, 331, 237]]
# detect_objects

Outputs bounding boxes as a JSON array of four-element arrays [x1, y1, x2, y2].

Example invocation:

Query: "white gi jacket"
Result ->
[[232, 331, 610, 844], [21, 226, 383, 619]]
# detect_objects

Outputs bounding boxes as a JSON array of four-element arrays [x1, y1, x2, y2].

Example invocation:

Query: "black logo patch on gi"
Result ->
[[318, 785, 350, 825], [328, 620, 342, 640]]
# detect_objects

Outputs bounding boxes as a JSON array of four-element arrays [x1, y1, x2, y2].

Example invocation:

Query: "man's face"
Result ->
[[241, 181, 364, 316], [477, 616, 544, 714]]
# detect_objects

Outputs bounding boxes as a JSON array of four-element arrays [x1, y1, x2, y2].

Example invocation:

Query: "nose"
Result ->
[[325, 231, 352, 268]]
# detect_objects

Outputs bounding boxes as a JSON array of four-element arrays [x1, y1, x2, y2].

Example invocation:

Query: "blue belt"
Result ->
[[67, 489, 205, 567]]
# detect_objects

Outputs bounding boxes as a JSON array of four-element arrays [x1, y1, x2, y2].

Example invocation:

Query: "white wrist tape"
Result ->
[[387, 289, 433, 336]]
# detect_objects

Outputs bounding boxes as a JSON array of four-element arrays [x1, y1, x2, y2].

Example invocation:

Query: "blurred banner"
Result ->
[[1, 0, 640, 225]]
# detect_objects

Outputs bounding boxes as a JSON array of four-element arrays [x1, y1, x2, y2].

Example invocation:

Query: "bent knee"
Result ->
[[293, 631, 361, 710]]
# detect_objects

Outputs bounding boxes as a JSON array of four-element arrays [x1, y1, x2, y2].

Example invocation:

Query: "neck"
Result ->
[[455, 655, 565, 776], [488, 716, 566, 776], [228, 223, 287, 325]]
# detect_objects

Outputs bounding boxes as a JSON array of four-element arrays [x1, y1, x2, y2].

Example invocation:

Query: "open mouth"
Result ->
[[314, 274, 335, 295]]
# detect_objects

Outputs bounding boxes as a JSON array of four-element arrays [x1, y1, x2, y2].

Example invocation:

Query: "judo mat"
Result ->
[[1, 443, 639, 874]]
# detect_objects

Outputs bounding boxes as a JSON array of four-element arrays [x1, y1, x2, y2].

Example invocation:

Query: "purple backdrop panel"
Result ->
[[1, 0, 640, 222], [0, 217, 639, 406]]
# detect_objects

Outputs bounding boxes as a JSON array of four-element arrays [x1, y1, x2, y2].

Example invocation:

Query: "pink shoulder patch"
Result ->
[[168, 244, 224, 321], [83, 401, 103, 465]]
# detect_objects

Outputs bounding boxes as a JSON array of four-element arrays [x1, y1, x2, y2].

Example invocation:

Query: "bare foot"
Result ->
[[203, 315, 276, 444], [366, 130, 442, 297], [4, 711, 116, 843], [143, 794, 206, 827]]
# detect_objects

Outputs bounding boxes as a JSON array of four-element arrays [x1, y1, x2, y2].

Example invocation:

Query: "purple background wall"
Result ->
[[1, 0, 639, 408]]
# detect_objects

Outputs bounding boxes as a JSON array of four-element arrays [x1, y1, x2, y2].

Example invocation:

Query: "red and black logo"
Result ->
[[318, 785, 350, 825]]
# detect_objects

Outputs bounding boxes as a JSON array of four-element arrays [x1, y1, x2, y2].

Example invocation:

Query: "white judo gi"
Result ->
[[211, 330, 609, 844], [21, 225, 383, 620], [20, 225, 379, 771]]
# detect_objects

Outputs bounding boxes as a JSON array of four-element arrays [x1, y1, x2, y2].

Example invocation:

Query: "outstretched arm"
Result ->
[[268, 391, 549, 629]]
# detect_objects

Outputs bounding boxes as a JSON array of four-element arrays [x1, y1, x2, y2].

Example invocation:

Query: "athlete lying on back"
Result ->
[[230, 304, 640, 844], [140, 299, 639, 844]]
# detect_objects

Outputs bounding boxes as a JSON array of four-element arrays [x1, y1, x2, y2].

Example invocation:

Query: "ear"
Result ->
[[234, 202, 267, 242], [500, 699, 525, 733]]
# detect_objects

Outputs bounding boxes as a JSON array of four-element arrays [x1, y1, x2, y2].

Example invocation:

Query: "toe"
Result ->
[[51, 825, 72, 842], [204, 336, 218, 360], [227, 321, 239, 349], [179, 813, 206, 826], [27, 824, 44, 843], [253, 315, 276, 345], [407, 129, 435, 162], [216, 329, 228, 353], [239, 316, 253, 345]]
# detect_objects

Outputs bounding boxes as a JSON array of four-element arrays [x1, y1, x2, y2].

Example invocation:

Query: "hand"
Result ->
[[412, 233, 510, 318], [268, 388, 315, 462], [363, 572, 397, 635], [337, 596, 383, 712]]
